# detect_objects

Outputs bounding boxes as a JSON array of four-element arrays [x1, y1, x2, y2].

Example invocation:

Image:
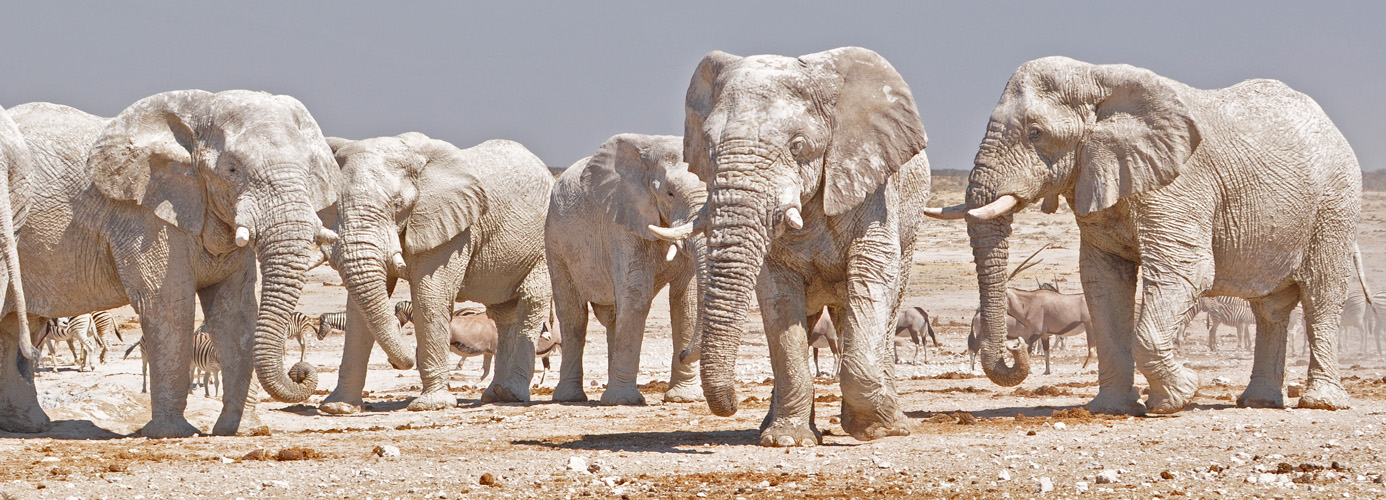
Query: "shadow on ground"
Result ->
[[514, 429, 759, 453]]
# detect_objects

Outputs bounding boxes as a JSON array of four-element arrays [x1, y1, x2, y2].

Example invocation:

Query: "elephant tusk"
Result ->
[[390, 252, 407, 273], [234, 226, 251, 247], [665, 241, 679, 262], [648, 221, 694, 241], [968, 195, 1019, 220], [922, 203, 968, 220], [315, 227, 340, 245], [784, 207, 803, 229]]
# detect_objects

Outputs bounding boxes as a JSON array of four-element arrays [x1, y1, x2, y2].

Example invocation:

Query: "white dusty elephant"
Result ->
[[546, 134, 705, 405], [319, 133, 553, 414], [654, 47, 931, 446], [926, 57, 1367, 414], [0, 105, 32, 427], [2, 94, 340, 437]]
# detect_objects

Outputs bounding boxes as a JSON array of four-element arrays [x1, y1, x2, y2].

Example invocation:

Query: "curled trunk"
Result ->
[[968, 215, 1030, 386], [339, 231, 414, 370], [698, 185, 771, 417], [251, 215, 319, 403]]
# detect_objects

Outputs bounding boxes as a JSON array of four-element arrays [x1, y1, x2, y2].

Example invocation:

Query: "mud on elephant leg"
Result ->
[[137, 291, 203, 438], [0, 321, 50, 433], [601, 289, 652, 406], [1132, 277, 1204, 415], [482, 270, 550, 404], [551, 279, 591, 403], [320, 304, 376, 415], [1080, 245, 1146, 415], [1238, 290, 1297, 408]]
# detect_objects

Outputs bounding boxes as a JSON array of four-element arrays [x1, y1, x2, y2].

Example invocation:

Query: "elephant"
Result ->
[[1, 93, 340, 437], [925, 56, 1367, 414], [967, 310, 1027, 373], [546, 133, 705, 405], [653, 47, 931, 446], [319, 133, 553, 414]]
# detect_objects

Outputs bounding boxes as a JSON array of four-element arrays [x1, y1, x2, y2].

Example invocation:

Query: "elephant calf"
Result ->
[[546, 134, 705, 405]]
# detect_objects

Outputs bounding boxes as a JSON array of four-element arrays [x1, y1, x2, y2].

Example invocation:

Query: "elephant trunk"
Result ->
[[338, 226, 415, 370], [698, 179, 772, 417], [250, 202, 320, 403], [968, 202, 1031, 387], [0, 171, 30, 360]]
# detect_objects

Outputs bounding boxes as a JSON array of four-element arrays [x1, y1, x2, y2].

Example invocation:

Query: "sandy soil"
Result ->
[[1, 183, 1384, 499]]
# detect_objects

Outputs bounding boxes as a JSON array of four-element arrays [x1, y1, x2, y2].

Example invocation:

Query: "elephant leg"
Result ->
[[1299, 283, 1351, 410], [1079, 243, 1144, 415], [599, 253, 654, 406], [320, 303, 375, 414], [407, 280, 465, 411], [133, 288, 200, 438], [664, 269, 702, 403], [551, 267, 590, 402], [482, 266, 549, 404], [837, 235, 911, 442], [0, 315, 50, 433], [754, 263, 817, 447], [1239, 288, 1297, 408], [1132, 258, 1208, 415], [197, 259, 261, 435]]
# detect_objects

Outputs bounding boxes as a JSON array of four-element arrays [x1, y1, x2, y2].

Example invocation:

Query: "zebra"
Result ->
[[394, 300, 413, 327], [91, 310, 124, 346], [190, 327, 221, 398], [318, 311, 346, 337], [1199, 296, 1254, 351], [286, 311, 320, 362], [37, 314, 102, 371]]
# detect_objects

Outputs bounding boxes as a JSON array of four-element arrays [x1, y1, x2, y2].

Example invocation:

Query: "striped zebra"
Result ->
[[91, 310, 124, 346], [1199, 296, 1254, 351], [318, 311, 346, 337], [190, 327, 221, 398], [285, 312, 320, 362], [37, 314, 102, 371], [395, 300, 413, 327]]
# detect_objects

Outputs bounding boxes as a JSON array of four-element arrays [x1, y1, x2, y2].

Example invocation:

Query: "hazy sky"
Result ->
[[5, 2, 1382, 172]]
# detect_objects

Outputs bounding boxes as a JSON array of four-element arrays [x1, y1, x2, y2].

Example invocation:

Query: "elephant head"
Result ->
[[665, 47, 927, 417], [926, 57, 1202, 387], [87, 90, 342, 403], [580, 133, 707, 260], [0, 107, 32, 362], [324, 132, 488, 371]]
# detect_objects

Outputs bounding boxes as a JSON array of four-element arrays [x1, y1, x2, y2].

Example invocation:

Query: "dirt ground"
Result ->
[[1, 182, 1384, 499]]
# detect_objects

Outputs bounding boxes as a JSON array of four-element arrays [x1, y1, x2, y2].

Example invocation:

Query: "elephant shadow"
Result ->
[[906, 401, 1237, 421], [514, 429, 760, 453], [0, 419, 126, 440]]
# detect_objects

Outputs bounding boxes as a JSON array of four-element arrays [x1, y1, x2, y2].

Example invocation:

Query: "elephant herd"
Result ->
[[0, 46, 1370, 448]]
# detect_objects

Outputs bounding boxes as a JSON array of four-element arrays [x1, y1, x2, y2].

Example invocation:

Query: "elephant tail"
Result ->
[[1354, 243, 1372, 305]]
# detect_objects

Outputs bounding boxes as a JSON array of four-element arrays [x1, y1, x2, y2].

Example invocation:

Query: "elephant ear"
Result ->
[[89, 90, 212, 235], [685, 51, 741, 183], [580, 134, 665, 240], [1074, 64, 1201, 215], [275, 95, 342, 213], [400, 134, 487, 254], [809, 47, 928, 216]]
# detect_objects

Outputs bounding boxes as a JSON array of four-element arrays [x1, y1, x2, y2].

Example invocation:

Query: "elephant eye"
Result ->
[[789, 135, 809, 157], [1027, 127, 1042, 143]]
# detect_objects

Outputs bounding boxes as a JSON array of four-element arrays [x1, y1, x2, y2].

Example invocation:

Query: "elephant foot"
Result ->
[[1086, 388, 1146, 416], [552, 382, 589, 402], [481, 380, 530, 404], [0, 402, 52, 434], [599, 385, 647, 406], [212, 408, 264, 436], [318, 401, 362, 415], [407, 390, 457, 411], [1236, 379, 1285, 409], [140, 417, 201, 439], [1145, 367, 1199, 415], [759, 422, 821, 447], [1298, 380, 1351, 410], [663, 382, 704, 403]]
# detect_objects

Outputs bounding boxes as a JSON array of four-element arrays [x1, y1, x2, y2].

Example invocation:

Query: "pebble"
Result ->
[[373, 445, 401, 458], [479, 473, 495, 486], [1037, 477, 1053, 493], [998, 470, 1011, 481], [1052, 422, 1067, 431], [1096, 470, 1119, 484], [1075, 481, 1089, 493], [871, 456, 892, 469], [220, 457, 235, 464], [262, 480, 290, 489], [568, 456, 589, 472], [1212, 376, 1232, 386]]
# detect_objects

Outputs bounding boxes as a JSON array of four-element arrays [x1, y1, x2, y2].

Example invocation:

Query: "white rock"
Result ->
[[871, 456, 892, 469], [263, 480, 290, 488], [1096, 470, 1119, 484], [998, 470, 1012, 481], [374, 445, 401, 458], [220, 457, 235, 464], [1212, 376, 1232, 386], [41, 457, 60, 462], [567, 456, 589, 472], [1052, 422, 1067, 431], [1075, 481, 1089, 493], [1038, 477, 1054, 493], [1245, 475, 1258, 484]]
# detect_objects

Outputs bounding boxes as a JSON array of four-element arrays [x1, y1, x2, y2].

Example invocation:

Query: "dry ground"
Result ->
[[1, 183, 1384, 499]]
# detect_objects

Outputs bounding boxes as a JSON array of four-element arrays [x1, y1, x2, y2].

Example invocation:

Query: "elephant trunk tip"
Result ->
[[981, 340, 1031, 387], [702, 381, 739, 417], [389, 355, 415, 371]]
